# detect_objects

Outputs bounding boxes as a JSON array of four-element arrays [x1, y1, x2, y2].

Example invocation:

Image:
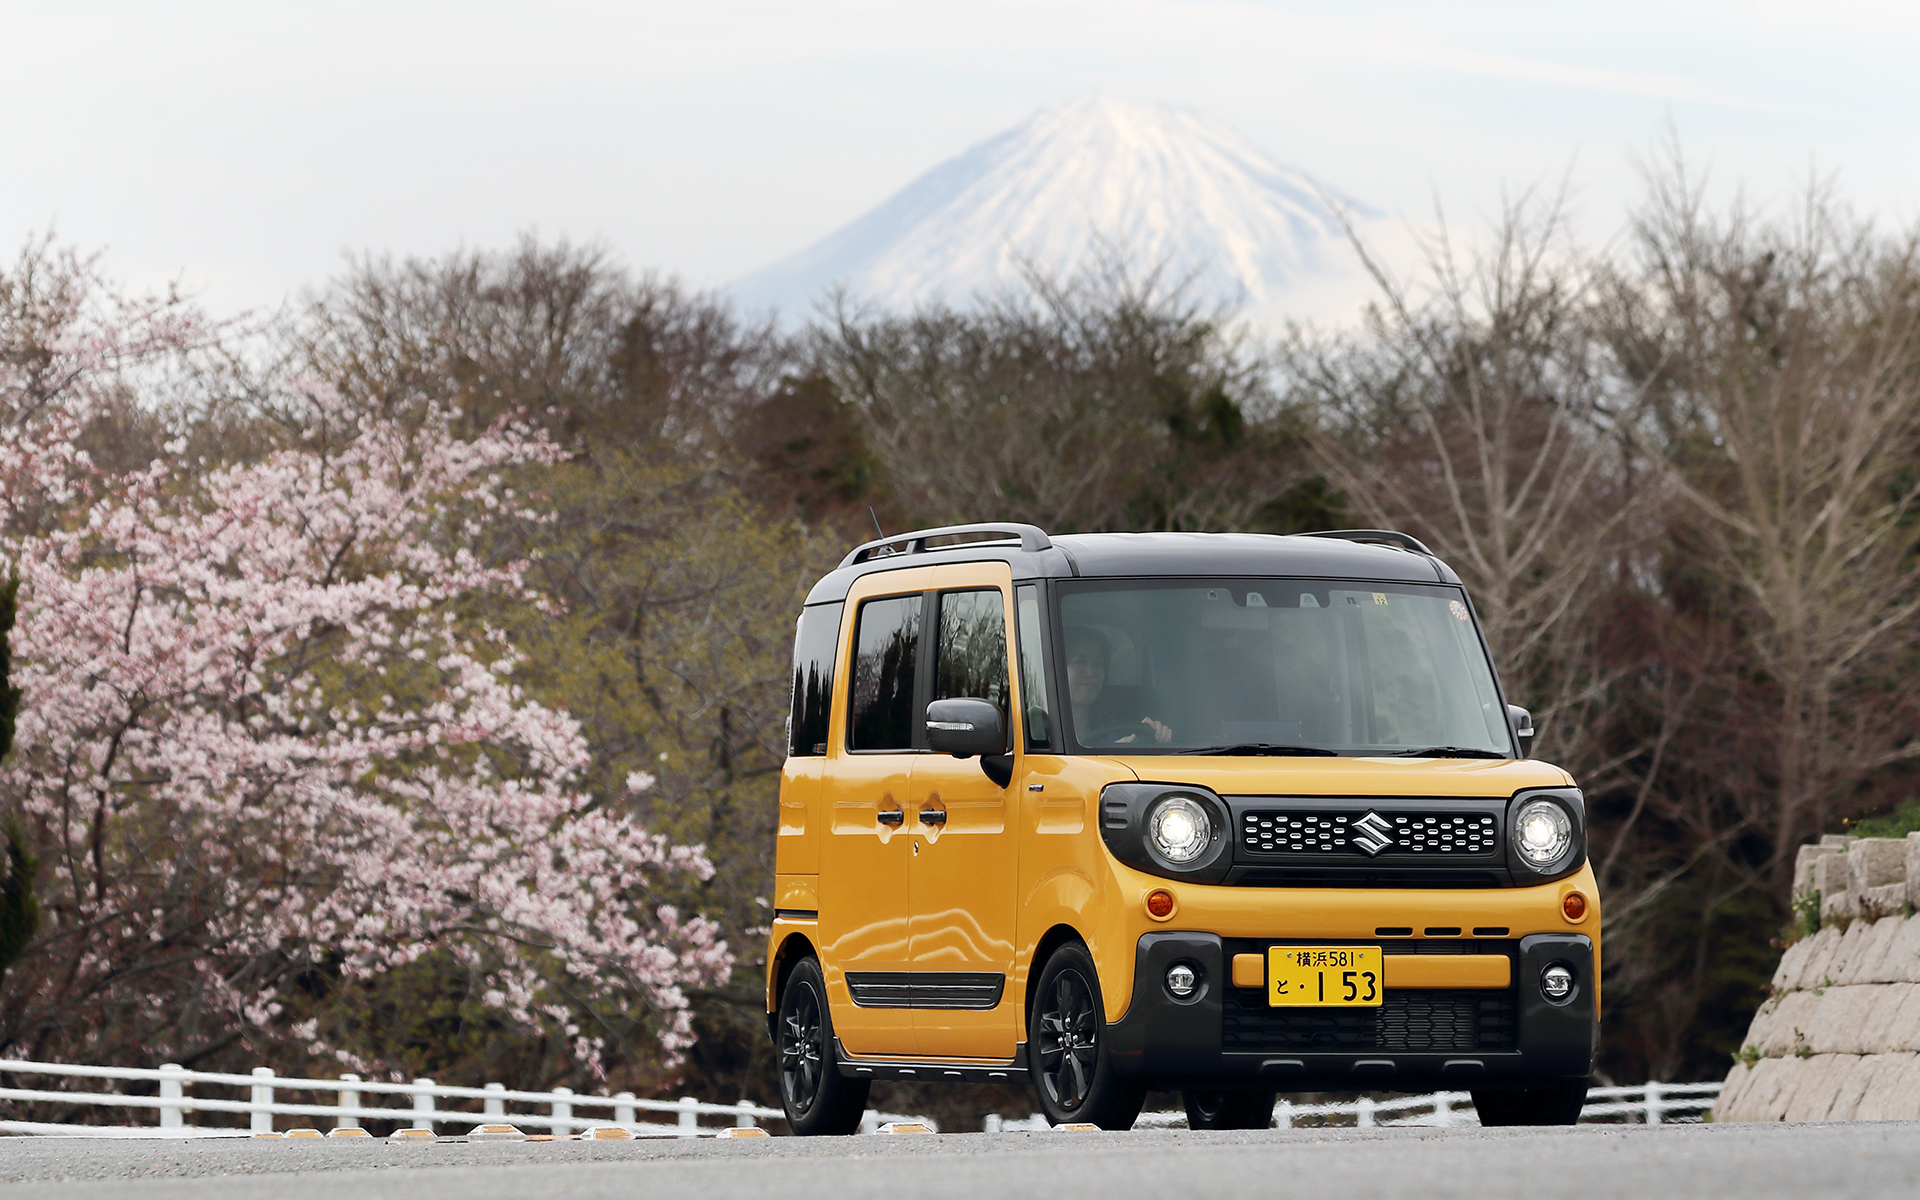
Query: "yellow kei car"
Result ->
[[765, 525, 1598, 1133]]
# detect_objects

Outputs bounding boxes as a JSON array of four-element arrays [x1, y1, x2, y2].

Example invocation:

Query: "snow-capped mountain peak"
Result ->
[[731, 95, 1370, 323]]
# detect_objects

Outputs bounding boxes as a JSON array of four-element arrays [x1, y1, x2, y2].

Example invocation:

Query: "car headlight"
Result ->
[[1098, 783, 1232, 882], [1512, 798, 1573, 867], [1149, 795, 1211, 864]]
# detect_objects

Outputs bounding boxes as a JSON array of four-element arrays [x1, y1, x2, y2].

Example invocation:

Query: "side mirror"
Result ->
[[1507, 704, 1534, 759], [926, 698, 1007, 758]]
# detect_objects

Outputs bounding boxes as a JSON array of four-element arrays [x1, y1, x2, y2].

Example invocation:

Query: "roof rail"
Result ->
[[1301, 529, 1436, 557], [840, 522, 1053, 568]]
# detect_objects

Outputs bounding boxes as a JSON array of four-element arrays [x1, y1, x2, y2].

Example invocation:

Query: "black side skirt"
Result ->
[[833, 1038, 1029, 1082], [847, 971, 1006, 1010]]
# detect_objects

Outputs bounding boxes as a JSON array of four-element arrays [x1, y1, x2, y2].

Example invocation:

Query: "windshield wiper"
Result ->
[[1386, 746, 1509, 759], [1194, 743, 1337, 757]]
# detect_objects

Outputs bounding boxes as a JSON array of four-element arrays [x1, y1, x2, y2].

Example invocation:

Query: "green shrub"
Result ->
[[1844, 800, 1920, 839]]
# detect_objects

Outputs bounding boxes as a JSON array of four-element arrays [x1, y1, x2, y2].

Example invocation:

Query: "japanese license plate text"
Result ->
[[1267, 946, 1383, 1007]]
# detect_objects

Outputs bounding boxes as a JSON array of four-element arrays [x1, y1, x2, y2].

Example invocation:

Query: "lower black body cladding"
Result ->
[[1104, 931, 1596, 1092]]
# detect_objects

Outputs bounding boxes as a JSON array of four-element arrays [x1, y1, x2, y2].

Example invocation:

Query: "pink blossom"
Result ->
[[0, 355, 731, 1071]]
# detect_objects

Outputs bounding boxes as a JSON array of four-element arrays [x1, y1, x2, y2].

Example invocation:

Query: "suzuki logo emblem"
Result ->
[[1351, 811, 1396, 856]]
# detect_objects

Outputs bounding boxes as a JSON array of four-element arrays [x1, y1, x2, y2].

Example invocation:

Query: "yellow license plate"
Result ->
[[1267, 946, 1383, 1007]]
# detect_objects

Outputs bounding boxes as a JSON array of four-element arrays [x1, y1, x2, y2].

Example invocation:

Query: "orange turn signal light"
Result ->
[[1562, 891, 1588, 922], [1145, 888, 1176, 920]]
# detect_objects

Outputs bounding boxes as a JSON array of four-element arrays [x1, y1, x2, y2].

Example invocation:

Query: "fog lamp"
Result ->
[[1166, 964, 1197, 997], [1541, 964, 1574, 1001]]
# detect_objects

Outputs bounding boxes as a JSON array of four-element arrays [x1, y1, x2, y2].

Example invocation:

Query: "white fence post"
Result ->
[[157, 1063, 186, 1130], [1274, 1099, 1292, 1128], [412, 1078, 435, 1131], [249, 1067, 274, 1134], [1356, 1096, 1375, 1128], [336, 1074, 361, 1129], [1645, 1081, 1664, 1125], [983, 1113, 1003, 1133], [484, 1082, 506, 1118], [551, 1086, 574, 1135], [1431, 1092, 1453, 1127], [614, 1091, 636, 1126], [678, 1096, 698, 1133], [736, 1098, 755, 1129]]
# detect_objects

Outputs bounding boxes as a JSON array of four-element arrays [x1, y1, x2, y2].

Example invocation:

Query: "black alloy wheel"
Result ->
[[1470, 1079, 1588, 1126], [1182, 1089, 1278, 1130], [1036, 969, 1097, 1109], [1028, 942, 1146, 1130], [777, 957, 870, 1136]]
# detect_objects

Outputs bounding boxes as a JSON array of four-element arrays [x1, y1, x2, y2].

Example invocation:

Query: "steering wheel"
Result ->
[[1081, 719, 1156, 746]]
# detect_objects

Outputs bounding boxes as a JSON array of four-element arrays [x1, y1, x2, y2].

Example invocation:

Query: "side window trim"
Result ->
[[1045, 579, 1082, 749], [912, 590, 937, 751], [1015, 582, 1053, 751]]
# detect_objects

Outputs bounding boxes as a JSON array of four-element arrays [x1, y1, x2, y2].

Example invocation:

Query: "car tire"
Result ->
[[1182, 1089, 1278, 1130], [1027, 942, 1146, 1130], [1470, 1079, 1588, 1126], [776, 957, 871, 1136]]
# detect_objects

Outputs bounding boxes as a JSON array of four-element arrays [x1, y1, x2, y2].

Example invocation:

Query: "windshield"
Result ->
[[1055, 578, 1512, 756]]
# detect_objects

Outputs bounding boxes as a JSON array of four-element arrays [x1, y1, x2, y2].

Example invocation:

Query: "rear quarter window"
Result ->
[[787, 602, 843, 756]]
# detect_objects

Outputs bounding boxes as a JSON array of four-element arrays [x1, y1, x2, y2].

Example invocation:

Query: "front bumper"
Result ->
[[1104, 931, 1597, 1092]]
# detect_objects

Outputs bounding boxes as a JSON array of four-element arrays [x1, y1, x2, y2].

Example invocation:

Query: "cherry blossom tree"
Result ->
[[0, 245, 730, 1075]]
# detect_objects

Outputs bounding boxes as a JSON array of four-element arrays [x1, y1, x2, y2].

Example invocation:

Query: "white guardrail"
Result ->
[[1043, 1082, 1722, 1132], [0, 1059, 784, 1139], [0, 1058, 1719, 1138]]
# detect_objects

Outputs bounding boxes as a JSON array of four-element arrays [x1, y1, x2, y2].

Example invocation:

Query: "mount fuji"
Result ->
[[729, 95, 1380, 326]]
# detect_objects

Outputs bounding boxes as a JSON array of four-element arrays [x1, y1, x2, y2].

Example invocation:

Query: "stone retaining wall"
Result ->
[[1713, 832, 1920, 1121]]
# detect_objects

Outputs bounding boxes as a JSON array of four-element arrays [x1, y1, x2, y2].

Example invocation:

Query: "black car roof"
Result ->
[[801, 525, 1459, 605]]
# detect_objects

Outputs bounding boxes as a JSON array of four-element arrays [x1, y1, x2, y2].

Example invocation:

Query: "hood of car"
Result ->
[[1093, 754, 1575, 798]]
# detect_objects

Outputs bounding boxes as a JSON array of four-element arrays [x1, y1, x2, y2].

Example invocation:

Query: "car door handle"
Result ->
[[919, 809, 947, 825], [877, 809, 905, 827]]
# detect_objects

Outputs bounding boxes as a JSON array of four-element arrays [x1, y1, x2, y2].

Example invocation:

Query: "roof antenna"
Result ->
[[866, 506, 895, 557]]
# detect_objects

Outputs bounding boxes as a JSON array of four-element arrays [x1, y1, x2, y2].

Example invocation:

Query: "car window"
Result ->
[[787, 602, 843, 756], [934, 590, 1010, 726], [848, 593, 922, 751], [1016, 584, 1052, 750], [1057, 579, 1510, 754]]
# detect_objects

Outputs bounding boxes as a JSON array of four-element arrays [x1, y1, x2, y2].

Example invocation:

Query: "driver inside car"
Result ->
[[1065, 626, 1173, 745]]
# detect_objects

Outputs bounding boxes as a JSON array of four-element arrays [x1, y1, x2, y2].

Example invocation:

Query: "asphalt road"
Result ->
[[2, 1122, 1916, 1200]]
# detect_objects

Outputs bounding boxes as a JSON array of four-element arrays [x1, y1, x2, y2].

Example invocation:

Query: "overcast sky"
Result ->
[[3, 1, 1915, 322]]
